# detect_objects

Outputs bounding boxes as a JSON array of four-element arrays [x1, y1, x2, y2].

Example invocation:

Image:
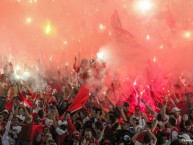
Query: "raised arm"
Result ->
[[105, 95, 116, 108], [23, 81, 32, 92], [119, 106, 127, 121], [147, 128, 157, 144], [2, 113, 13, 144], [168, 95, 176, 108], [151, 119, 158, 133], [98, 123, 107, 141], [73, 57, 78, 71], [160, 96, 168, 120], [23, 106, 32, 124]]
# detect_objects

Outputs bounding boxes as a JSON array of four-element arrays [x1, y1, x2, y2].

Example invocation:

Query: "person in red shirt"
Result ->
[[73, 57, 88, 86], [36, 125, 50, 145], [172, 94, 189, 116], [122, 102, 133, 121], [35, 109, 54, 126], [17, 106, 34, 145]]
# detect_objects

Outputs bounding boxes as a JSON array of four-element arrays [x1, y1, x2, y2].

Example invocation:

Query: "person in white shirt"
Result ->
[[168, 118, 179, 142], [172, 107, 181, 127]]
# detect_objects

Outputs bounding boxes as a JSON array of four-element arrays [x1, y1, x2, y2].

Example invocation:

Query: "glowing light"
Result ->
[[15, 75, 21, 80], [64, 41, 68, 45], [44, 24, 51, 34], [15, 65, 20, 71], [26, 17, 32, 23], [14, 70, 31, 80], [146, 35, 150, 40], [153, 57, 156, 62], [160, 45, 163, 49], [135, 0, 153, 12], [23, 71, 30, 77], [28, 0, 37, 3], [43, 22, 55, 35], [49, 56, 52, 61], [133, 80, 137, 86], [97, 52, 104, 59], [184, 31, 191, 38], [99, 24, 106, 31]]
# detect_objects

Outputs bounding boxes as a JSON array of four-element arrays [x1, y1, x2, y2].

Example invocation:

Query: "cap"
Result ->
[[16, 115, 25, 121], [172, 107, 181, 112], [178, 134, 191, 140], [123, 135, 130, 141], [3, 110, 9, 114]]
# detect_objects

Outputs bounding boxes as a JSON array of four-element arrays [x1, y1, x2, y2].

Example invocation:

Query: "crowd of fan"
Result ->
[[0, 59, 193, 145]]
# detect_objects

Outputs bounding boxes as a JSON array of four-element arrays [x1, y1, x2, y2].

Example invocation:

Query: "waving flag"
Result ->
[[111, 10, 136, 45], [166, 6, 176, 29], [111, 10, 122, 30], [67, 85, 89, 113], [156, 6, 176, 30]]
